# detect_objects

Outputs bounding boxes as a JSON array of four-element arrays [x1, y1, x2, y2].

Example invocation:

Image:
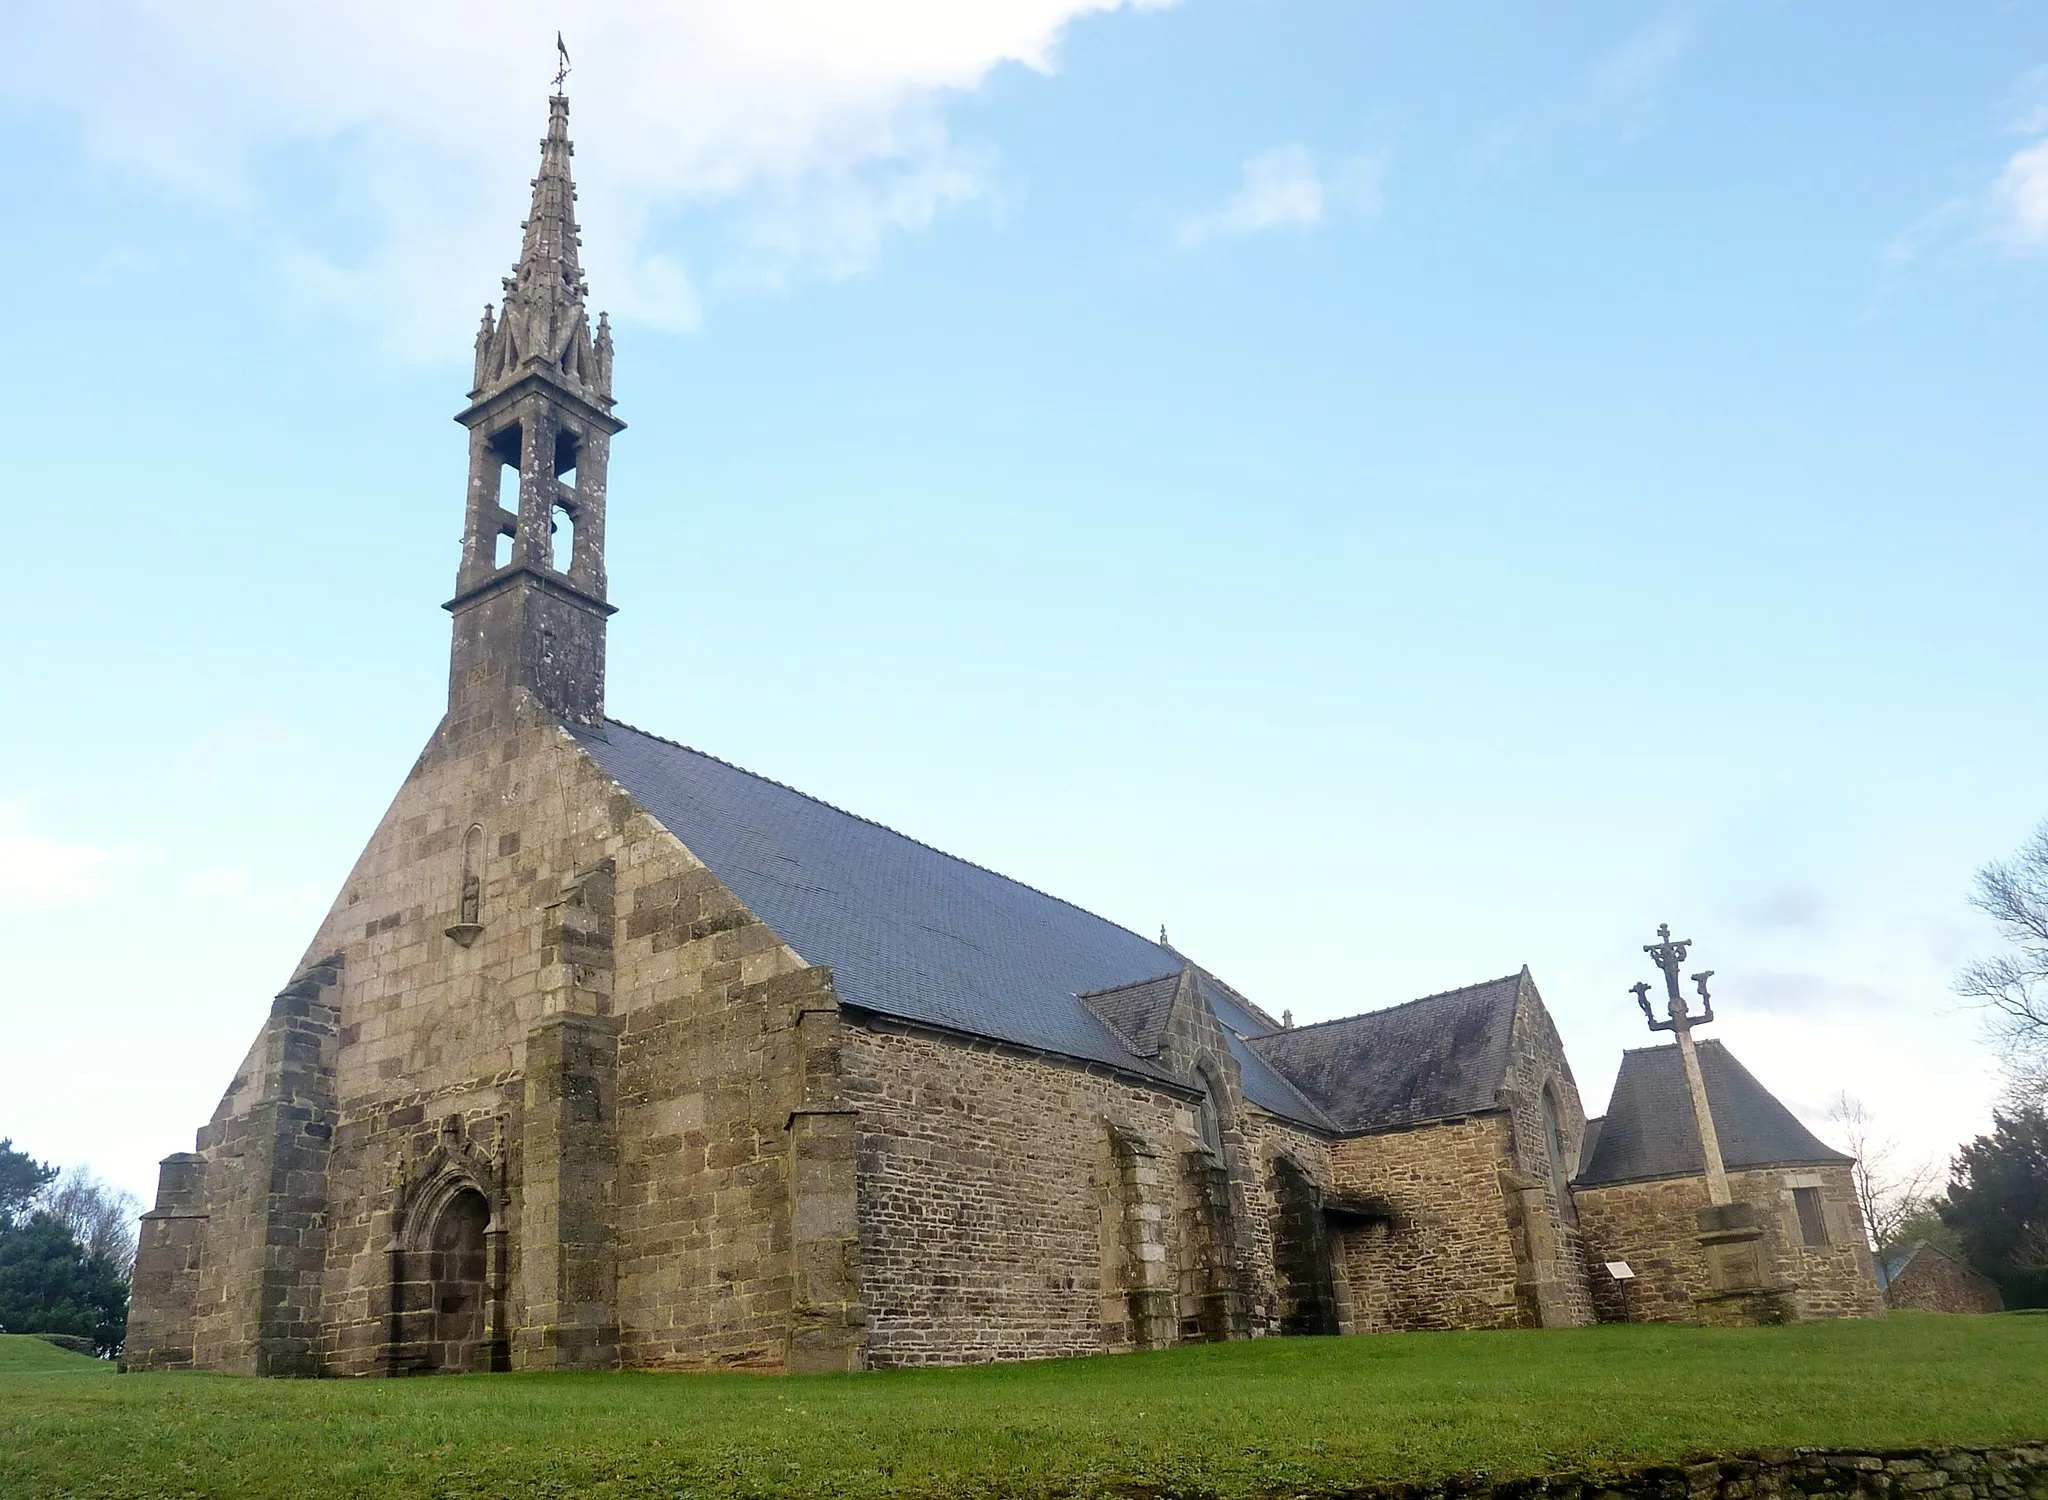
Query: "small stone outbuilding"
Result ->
[[1879, 1242, 2005, 1314], [1573, 1039, 1883, 1324]]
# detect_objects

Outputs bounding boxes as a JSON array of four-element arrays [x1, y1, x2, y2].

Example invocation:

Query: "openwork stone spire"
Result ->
[[472, 95, 614, 405], [446, 92, 624, 732]]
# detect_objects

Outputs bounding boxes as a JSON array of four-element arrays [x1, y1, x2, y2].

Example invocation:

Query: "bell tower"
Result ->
[[446, 92, 623, 729]]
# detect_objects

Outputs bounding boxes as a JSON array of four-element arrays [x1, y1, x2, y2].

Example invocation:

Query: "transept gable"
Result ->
[[1247, 973, 1525, 1135]]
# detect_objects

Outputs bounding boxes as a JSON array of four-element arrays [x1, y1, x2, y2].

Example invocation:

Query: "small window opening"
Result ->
[[459, 825, 484, 927], [550, 503, 576, 574], [553, 429, 580, 497], [1792, 1186, 1829, 1248], [495, 460, 517, 513], [1194, 1077, 1225, 1158], [493, 526, 513, 570]]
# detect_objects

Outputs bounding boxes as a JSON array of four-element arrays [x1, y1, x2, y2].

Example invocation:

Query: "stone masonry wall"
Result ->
[[1331, 1115, 1526, 1332], [141, 691, 831, 1375], [1883, 1246, 2005, 1315], [1249, 1115, 1350, 1334], [840, 1018, 1332, 1366], [1497, 978, 1595, 1328], [1348, 1447, 2048, 1500], [1575, 1163, 1883, 1324]]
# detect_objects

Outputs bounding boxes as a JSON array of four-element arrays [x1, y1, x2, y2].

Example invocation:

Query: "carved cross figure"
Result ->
[[1632, 922, 1732, 1206]]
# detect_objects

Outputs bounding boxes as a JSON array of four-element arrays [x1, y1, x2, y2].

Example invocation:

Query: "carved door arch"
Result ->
[[386, 1131, 508, 1374]]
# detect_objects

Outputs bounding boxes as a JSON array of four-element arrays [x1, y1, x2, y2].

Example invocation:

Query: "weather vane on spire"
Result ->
[[553, 32, 572, 94]]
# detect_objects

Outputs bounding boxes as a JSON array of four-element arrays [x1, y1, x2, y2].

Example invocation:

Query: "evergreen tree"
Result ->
[[0, 1140, 57, 1232], [0, 1213, 129, 1355], [1940, 1106, 2048, 1308]]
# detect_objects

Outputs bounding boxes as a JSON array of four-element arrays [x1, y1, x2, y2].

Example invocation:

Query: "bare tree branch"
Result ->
[[1959, 821, 2048, 1084], [39, 1166, 139, 1279], [1829, 1091, 1938, 1253]]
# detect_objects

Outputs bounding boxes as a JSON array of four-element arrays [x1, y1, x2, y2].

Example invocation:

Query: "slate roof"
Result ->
[[1574, 1039, 1851, 1188], [1244, 974, 1525, 1133], [571, 720, 1329, 1127], [1076, 973, 1180, 1057], [1877, 1242, 1920, 1289]]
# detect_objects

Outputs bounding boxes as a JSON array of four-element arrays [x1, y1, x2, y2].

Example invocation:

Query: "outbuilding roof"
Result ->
[[571, 720, 1331, 1126], [1574, 1038, 1850, 1187]]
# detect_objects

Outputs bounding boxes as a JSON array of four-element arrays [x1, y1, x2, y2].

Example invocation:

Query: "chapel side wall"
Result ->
[[1497, 984, 1595, 1327], [842, 1022, 1221, 1368], [1330, 1115, 1527, 1332], [1574, 1164, 1882, 1323]]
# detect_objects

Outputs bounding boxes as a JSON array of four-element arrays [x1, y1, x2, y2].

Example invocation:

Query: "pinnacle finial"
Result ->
[[470, 90, 611, 404]]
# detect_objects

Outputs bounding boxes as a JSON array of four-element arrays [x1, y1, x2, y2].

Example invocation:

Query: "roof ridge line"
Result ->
[[1618, 1036, 1727, 1056], [1260, 973, 1525, 1036], [1075, 971, 1180, 1001], [599, 717, 1176, 956]]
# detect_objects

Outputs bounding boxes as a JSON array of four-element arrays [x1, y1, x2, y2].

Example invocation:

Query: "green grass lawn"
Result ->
[[3, 1316, 2045, 1500]]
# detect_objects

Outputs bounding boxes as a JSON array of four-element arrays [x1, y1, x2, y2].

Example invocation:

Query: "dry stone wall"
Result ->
[[1351, 1447, 2048, 1500]]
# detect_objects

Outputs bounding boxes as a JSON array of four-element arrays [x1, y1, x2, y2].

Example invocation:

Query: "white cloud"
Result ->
[[1991, 139, 2048, 253], [1880, 66, 2048, 272], [5, 0, 1172, 346], [0, 808, 140, 910], [1177, 145, 1385, 248]]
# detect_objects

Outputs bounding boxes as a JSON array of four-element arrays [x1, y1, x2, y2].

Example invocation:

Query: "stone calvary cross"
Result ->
[[1631, 924, 1731, 1207]]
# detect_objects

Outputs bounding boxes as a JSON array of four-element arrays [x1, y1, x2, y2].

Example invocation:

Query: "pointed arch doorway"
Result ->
[[388, 1170, 508, 1374]]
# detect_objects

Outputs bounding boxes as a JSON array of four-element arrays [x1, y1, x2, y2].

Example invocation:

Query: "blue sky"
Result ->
[[3, 1, 2045, 1210]]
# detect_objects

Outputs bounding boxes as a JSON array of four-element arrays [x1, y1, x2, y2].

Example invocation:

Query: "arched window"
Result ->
[[1541, 1083, 1576, 1222], [1194, 1073, 1226, 1158], [550, 502, 576, 574], [459, 825, 484, 926]]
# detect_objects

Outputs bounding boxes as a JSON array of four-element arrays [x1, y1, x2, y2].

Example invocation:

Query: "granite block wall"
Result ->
[[1331, 1115, 1527, 1332], [1575, 1163, 1882, 1323]]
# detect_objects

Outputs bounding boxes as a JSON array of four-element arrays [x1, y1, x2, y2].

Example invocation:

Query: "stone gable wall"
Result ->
[[133, 693, 835, 1375], [1330, 1115, 1526, 1332], [1883, 1247, 2004, 1315], [1574, 1163, 1883, 1323]]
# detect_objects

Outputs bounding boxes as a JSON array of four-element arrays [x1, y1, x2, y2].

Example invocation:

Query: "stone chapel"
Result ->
[[124, 94, 1879, 1377]]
